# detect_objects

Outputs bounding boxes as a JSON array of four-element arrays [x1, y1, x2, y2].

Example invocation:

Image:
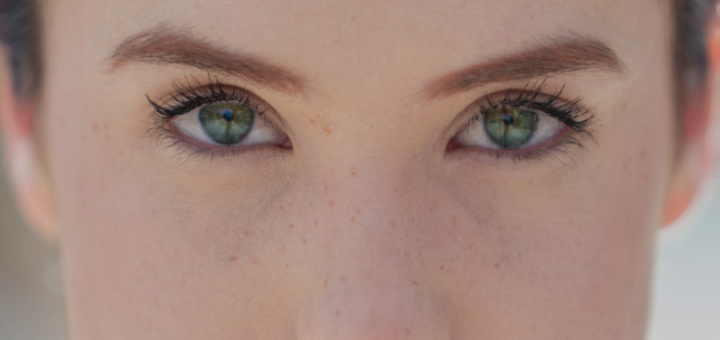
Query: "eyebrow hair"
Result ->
[[107, 26, 307, 95], [422, 37, 627, 99]]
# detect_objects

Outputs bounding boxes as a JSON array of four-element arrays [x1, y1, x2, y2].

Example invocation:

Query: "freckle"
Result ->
[[288, 203, 292, 207], [412, 280, 418, 286], [351, 171, 356, 177], [456, 255, 460, 260], [440, 265, 445, 270], [244, 231, 251, 237], [415, 237, 419, 243], [280, 204, 285, 212], [289, 223, 294, 229], [92, 123, 99, 131], [335, 310, 341, 316], [389, 220, 395, 228], [330, 200, 334, 207], [324, 279, 328, 288], [323, 125, 332, 134], [303, 238, 307, 244], [410, 217, 415, 223], [325, 242, 330, 249], [285, 262, 289, 268], [494, 262, 500, 269], [468, 243, 474, 249], [229, 255, 238, 262], [640, 149, 648, 159], [310, 119, 316, 124], [404, 250, 409, 258], [340, 275, 346, 282], [315, 220, 318, 226], [355, 208, 360, 214], [446, 268, 451, 273], [350, 216, 356, 222], [451, 215, 458, 226], [406, 328, 412, 335], [281, 246, 286, 253], [117, 150, 125, 156], [251, 257, 258, 264]]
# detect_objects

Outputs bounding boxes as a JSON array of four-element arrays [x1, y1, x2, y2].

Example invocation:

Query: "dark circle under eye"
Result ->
[[484, 107, 538, 149], [198, 102, 255, 145]]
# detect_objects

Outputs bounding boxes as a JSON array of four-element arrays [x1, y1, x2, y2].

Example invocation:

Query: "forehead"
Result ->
[[44, 0, 669, 104]]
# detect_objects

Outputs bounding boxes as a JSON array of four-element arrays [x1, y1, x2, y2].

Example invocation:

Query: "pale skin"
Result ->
[[0, 0, 717, 339]]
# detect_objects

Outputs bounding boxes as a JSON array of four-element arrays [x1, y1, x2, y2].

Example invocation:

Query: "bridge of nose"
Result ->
[[282, 151, 456, 340]]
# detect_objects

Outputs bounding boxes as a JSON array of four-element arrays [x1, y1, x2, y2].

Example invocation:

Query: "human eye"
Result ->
[[147, 78, 290, 158], [449, 82, 596, 162]]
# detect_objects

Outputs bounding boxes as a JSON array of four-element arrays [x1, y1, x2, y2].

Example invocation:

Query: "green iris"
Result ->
[[484, 107, 538, 149], [199, 102, 255, 145]]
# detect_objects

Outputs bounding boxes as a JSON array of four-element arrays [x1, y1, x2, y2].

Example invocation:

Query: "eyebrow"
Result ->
[[422, 36, 627, 100], [107, 26, 307, 95]]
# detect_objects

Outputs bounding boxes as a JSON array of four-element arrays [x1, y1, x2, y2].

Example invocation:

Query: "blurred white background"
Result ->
[[0, 162, 718, 339]]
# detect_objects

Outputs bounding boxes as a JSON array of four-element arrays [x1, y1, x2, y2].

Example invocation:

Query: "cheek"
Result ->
[[423, 88, 673, 336], [43, 82, 300, 338]]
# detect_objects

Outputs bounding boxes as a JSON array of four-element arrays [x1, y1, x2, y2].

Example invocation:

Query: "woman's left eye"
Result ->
[[454, 106, 565, 151], [171, 101, 287, 147]]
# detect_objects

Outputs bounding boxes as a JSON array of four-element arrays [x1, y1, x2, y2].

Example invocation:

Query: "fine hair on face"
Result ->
[[0, 0, 717, 339]]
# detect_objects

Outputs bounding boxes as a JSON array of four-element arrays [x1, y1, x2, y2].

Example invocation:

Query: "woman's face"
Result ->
[[24, 0, 681, 338]]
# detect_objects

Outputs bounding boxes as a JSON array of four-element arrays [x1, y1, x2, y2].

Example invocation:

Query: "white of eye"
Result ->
[[455, 108, 564, 150], [171, 103, 285, 147]]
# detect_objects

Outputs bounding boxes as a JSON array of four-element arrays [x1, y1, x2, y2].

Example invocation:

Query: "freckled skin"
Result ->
[[7, 0, 692, 339]]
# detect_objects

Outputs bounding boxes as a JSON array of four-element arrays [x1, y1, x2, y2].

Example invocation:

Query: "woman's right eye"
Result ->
[[171, 101, 288, 148]]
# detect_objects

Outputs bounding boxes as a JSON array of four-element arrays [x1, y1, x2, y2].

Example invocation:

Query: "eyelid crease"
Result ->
[[422, 34, 627, 100], [108, 24, 309, 96], [471, 80, 597, 135]]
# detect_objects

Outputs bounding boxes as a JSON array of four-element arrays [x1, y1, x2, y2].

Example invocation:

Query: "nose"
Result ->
[[292, 156, 451, 340]]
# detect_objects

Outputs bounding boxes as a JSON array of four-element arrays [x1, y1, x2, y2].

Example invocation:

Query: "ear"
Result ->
[[0, 46, 57, 242], [661, 16, 720, 227]]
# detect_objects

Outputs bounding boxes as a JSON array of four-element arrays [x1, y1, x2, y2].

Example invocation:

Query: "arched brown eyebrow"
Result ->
[[107, 26, 308, 95], [422, 37, 627, 100]]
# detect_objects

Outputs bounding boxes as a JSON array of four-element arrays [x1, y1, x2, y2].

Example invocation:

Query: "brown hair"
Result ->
[[0, 0, 716, 109]]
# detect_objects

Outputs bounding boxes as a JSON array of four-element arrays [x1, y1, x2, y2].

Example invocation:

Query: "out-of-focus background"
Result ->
[[0, 160, 718, 339]]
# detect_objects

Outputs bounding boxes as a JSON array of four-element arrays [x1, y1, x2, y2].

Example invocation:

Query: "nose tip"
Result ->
[[296, 269, 446, 340], [294, 228, 449, 340]]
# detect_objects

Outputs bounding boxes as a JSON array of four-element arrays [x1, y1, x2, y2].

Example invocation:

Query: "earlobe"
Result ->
[[0, 47, 58, 242], [661, 142, 711, 227]]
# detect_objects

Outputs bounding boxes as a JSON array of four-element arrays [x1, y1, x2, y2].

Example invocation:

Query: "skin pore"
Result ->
[[0, 0, 716, 339]]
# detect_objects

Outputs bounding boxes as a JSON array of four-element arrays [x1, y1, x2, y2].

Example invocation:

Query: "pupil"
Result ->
[[502, 115, 514, 126], [222, 111, 234, 122]]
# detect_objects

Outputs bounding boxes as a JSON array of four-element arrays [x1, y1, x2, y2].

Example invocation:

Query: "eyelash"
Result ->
[[147, 77, 280, 160], [148, 78, 596, 163], [462, 81, 596, 163]]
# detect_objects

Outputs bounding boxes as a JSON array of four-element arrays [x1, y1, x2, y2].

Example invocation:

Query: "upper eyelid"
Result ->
[[148, 80, 275, 118]]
